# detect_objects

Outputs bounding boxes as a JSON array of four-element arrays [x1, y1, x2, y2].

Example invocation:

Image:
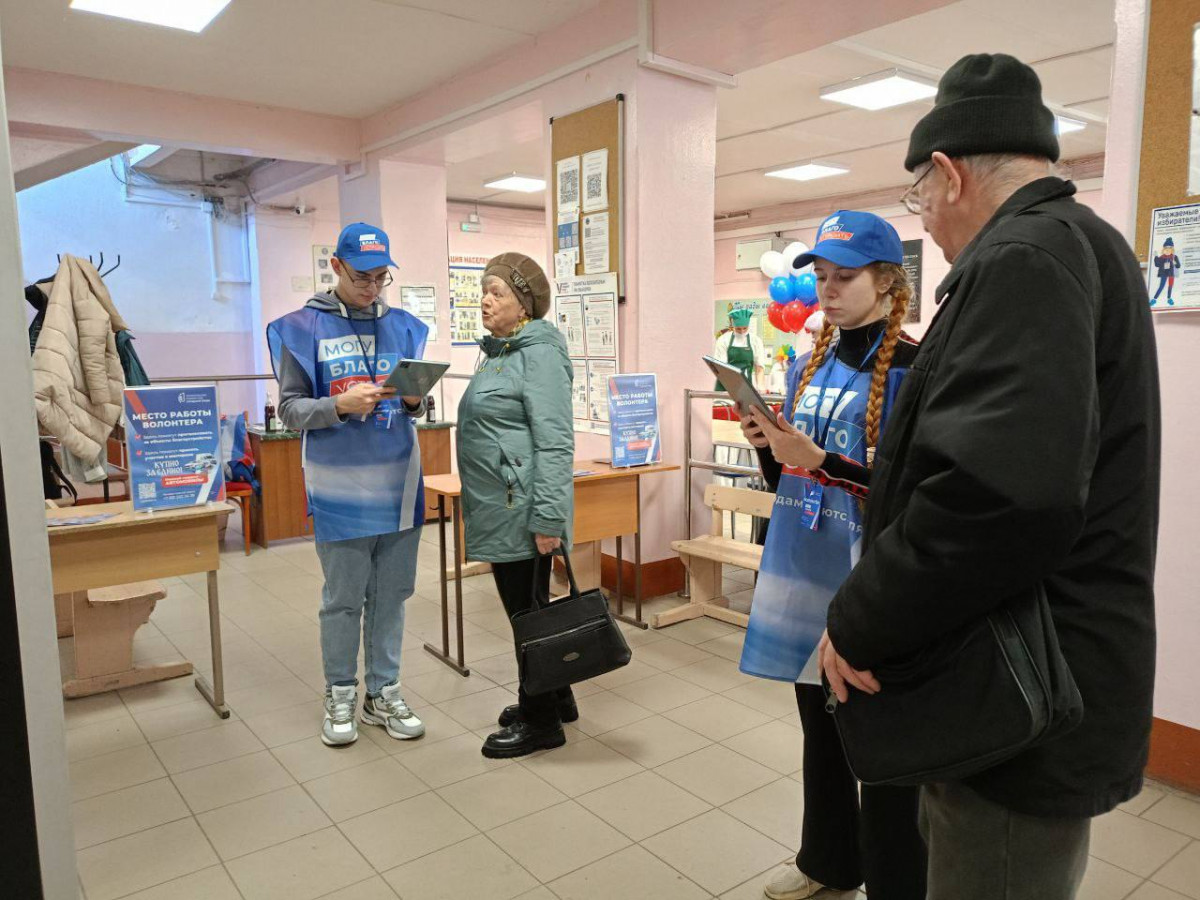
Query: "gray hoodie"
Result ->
[[275, 292, 423, 432]]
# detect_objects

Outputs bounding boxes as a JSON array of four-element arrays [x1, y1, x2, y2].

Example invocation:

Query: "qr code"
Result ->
[[586, 173, 602, 199], [138, 482, 156, 500], [559, 170, 579, 204]]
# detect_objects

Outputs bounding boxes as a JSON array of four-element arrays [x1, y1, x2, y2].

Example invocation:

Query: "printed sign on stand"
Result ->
[[608, 373, 661, 468], [124, 384, 224, 511]]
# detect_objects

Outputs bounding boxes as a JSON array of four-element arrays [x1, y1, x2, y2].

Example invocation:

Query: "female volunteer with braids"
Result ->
[[738, 211, 925, 900]]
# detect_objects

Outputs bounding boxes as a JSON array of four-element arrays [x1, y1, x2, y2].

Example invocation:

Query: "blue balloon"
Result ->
[[793, 272, 818, 306], [769, 276, 794, 302]]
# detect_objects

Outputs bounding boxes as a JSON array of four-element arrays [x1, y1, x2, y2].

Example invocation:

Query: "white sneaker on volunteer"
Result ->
[[361, 681, 425, 740], [763, 861, 825, 900], [321, 684, 359, 747]]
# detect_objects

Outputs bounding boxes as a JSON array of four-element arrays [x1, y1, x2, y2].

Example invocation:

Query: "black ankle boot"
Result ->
[[481, 719, 566, 759], [497, 696, 579, 727]]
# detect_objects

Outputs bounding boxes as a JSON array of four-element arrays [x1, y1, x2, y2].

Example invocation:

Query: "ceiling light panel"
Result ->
[[70, 0, 233, 33], [484, 174, 546, 193], [764, 162, 850, 182], [821, 69, 938, 111]]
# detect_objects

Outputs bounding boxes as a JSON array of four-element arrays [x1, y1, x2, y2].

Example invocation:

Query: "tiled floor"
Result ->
[[59, 527, 1200, 900]]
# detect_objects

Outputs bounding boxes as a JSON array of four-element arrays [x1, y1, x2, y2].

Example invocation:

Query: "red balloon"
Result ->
[[781, 301, 812, 333], [766, 301, 788, 331]]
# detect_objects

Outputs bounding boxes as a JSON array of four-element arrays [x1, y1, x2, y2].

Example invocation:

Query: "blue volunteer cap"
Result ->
[[336, 222, 397, 270], [794, 210, 904, 270]]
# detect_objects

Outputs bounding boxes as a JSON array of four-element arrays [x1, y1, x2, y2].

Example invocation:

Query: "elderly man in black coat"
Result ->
[[821, 54, 1161, 900]]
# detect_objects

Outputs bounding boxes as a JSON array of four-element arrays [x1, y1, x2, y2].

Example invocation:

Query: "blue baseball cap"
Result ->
[[794, 210, 903, 270], [335, 222, 397, 270]]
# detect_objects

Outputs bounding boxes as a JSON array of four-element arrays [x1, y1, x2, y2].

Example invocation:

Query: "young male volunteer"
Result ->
[[268, 223, 429, 748]]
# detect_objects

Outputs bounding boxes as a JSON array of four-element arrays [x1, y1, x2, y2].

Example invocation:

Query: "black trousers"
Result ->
[[491, 555, 574, 726], [795, 683, 927, 899]]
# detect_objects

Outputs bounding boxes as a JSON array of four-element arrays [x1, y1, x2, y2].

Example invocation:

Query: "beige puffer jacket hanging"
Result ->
[[32, 255, 127, 461]]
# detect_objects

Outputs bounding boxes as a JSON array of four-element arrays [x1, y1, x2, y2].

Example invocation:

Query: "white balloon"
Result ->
[[759, 250, 787, 279], [804, 310, 826, 334], [783, 240, 812, 276]]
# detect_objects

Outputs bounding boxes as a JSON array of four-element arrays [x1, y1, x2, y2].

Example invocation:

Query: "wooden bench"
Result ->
[[59, 580, 193, 698], [652, 484, 774, 629]]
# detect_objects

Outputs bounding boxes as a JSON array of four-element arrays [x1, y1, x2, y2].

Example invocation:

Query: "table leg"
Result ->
[[616, 535, 624, 615], [194, 569, 231, 718], [424, 494, 470, 676]]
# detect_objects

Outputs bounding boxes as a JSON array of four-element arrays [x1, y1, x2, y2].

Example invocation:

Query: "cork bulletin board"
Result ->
[[1134, 0, 1200, 261], [550, 95, 625, 297]]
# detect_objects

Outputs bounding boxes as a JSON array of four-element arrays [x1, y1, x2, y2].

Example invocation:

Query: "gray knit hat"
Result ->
[[905, 53, 1060, 171], [484, 252, 552, 319]]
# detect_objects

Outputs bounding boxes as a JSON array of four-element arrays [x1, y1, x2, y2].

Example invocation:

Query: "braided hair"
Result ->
[[788, 262, 914, 468]]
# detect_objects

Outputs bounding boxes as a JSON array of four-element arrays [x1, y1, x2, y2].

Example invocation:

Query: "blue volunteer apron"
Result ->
[[739, 345, 908, 684], [267, 304, 428, 543]]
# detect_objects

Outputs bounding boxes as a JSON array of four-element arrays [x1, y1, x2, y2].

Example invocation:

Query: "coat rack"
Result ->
[[55, 252, 122, 278]]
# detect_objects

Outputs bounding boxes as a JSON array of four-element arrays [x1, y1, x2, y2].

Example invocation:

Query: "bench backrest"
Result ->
[[704, 483, 773, 535]]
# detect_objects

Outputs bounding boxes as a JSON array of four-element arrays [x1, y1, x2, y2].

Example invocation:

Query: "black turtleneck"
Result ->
[[834, 318, 888, 368]]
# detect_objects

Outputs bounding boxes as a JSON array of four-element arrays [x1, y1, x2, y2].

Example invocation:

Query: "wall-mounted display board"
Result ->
[[550, 96, 625, 299]]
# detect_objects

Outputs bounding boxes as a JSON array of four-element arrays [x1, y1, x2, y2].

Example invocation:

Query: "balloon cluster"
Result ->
[[761, 242, 819, 333]]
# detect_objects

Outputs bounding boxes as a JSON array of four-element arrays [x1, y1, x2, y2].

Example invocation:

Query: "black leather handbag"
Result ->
[[827, 582, 1083, 786], [511, 549, 632, 695]]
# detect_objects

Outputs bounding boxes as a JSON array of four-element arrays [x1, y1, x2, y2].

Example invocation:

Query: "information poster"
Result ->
[[1147, 204, 1200, 312], [400, 284, 438, 341], [554, 273, 620, 434], [582, 212, 610, 275], [449, 255, 487, 345], [556, 156, 580, 215], [582, 148, 608, 213], [124, 385, 224, 512], [587, 360, 617, 428], [608, 373, 661, 468], [555, 297, 586, 357], [557, 213, 580, 261], [902, 239, 924, 324], [312, 244, 336, 291]]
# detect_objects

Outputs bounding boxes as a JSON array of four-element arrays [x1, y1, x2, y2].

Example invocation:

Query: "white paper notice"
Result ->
[[582, 212, 610, 275], [582, 148, 608, 213], [556, 156, 581, 215], [555, 297, 586, 357], [554, 250, 576, 281], [584, 294, 616, 357], [400, 284, 439, 341], [571, 360, 589, 422], [587, 359, 617, 432]]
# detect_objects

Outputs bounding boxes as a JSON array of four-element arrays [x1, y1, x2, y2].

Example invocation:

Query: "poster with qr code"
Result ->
[[556, 155, 580, 215], [582, 148, 608, 213]]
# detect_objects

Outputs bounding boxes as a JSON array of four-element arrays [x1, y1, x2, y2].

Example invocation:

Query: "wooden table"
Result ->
[[46, 501, 235, 718], [248, 426, 312, 548], [422, 460, 678, 676]]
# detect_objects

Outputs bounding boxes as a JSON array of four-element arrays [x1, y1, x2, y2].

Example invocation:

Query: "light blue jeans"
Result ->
[[314, 527, 421, 696]]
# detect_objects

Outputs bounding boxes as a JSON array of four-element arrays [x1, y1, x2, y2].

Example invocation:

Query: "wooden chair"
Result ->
[[652, 483, 774, 630], [225, 481, 255, 556], [60, 580, 193, 698]]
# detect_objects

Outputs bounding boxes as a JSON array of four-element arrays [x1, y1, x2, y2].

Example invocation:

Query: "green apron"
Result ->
[[716, 338, 756, 391]]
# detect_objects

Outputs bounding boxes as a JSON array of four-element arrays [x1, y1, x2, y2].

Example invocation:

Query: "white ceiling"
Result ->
[[712, 0, 1115, 214], [0, 0, 601, 117]]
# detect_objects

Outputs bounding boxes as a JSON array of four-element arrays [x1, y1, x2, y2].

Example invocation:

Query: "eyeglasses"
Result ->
[[900, 165, 933, 215], [343, 265, 393, 290]]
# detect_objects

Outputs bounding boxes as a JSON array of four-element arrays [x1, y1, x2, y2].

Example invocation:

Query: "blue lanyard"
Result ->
[[347, 316, 379, 382], [811, 331, 884, 448]]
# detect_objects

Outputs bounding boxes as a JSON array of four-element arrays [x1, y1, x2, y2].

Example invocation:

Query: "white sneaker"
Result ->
[[322, 684, 359, 747], [361, 682, 425, 740], [764, 861, 825, 900]]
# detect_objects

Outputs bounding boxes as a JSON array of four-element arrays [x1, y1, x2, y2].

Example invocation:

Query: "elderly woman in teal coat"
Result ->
[[457, 252, 576, 759]]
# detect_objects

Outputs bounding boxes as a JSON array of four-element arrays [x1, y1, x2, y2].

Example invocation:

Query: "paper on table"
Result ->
[[556, 156, 580, 214], [582, 212, 610, 275], [582, 148, 608, 213]]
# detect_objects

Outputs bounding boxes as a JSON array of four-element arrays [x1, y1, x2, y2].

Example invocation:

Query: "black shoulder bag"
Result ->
[[826, 212, 1094, 786], [511, 548, 632, 696]]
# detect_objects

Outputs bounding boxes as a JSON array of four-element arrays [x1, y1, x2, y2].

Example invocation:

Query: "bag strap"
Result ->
[[529, 546, 581, 609]]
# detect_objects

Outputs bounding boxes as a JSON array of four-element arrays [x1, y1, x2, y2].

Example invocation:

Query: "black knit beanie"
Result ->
[[904, 53, 1059, 171]]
